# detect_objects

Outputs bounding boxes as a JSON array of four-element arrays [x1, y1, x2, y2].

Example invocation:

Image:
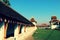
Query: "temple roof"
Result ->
[[49, 20, 60, 23], [51, 16, 57, 20], [0, 1, 34, 25], [50, 20, 58, 22]]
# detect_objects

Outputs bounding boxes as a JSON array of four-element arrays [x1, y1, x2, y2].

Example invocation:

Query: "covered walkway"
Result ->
[[0, 1, 34, 40]]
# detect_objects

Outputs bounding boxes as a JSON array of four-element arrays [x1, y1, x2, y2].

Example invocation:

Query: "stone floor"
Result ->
[[6, 27, 37, 40]]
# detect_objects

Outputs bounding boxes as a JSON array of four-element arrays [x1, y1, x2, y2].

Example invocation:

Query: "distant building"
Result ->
[[40, 23, 49, 27], [49, 16, 60, 29], [30, 17, 37, 27]]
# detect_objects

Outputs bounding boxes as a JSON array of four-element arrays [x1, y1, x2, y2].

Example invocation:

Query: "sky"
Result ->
[[9, 0, 60, 24]]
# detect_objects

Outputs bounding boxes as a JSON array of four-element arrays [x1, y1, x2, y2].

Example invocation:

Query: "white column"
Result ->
[[24, 25, 26, 32], [0, 22, 4, 40], [0, 22, 8, 40], [14, 24, 18, 37], [51, 23, 58, 29], [51, 25, 58, 29], [32, 22, 37, 29], [21, 25, 26, 33], [14, 24, 20, 40]]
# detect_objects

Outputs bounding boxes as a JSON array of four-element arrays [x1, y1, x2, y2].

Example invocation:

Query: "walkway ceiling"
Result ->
[[0, 1, 34, 25]]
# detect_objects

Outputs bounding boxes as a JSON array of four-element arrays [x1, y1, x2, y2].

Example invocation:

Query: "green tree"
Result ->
[[3, 0, 10, 6]]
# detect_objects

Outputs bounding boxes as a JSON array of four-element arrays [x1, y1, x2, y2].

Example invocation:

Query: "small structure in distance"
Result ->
[[49, 16, 60, 29]]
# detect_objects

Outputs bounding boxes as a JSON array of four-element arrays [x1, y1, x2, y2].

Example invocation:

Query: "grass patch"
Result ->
[[33, 28, 60, 40]]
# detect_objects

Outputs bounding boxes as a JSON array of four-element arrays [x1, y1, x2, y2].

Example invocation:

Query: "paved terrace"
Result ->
[[6, 27, 37, 40]]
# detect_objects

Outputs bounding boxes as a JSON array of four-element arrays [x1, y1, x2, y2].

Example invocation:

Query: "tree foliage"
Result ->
[[3, 0, 10, 6]]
